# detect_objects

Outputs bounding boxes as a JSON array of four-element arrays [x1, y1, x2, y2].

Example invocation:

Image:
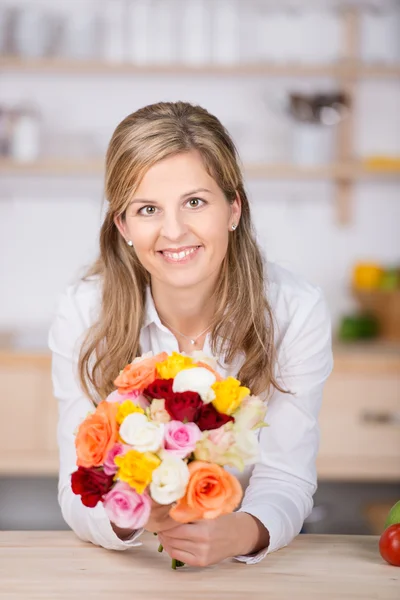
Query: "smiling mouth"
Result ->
[[158, 245, 202, 263]]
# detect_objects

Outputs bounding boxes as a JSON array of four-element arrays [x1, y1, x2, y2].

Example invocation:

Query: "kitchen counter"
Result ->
[[0, 531, 398, 599]]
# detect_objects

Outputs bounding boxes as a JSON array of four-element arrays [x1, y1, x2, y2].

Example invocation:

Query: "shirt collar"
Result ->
[[143, 285, 162, 329]]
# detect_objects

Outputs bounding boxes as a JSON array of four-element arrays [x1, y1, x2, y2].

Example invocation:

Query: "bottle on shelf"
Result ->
[[9, 104, 41, 163]]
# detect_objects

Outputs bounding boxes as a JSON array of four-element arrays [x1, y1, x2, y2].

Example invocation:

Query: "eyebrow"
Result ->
[[129, 188, 212, 206]]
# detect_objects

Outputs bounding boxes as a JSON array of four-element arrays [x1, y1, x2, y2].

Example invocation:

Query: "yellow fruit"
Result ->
[[352, 263, 383, 290]]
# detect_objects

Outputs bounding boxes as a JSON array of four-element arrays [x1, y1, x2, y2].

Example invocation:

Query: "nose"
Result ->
[[160, 210, 189, 242]]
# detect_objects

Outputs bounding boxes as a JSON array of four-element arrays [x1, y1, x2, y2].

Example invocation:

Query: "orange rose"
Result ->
[[169, 461, 243, 523], [75, 401, 119, 468], [113, 352, 168, 394]]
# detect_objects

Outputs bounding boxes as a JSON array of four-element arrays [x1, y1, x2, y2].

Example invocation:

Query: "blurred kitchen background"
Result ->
[[0, 0, 399, 537]]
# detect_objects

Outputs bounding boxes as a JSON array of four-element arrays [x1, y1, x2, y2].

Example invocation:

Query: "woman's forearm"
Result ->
[[233, 512, 270, 556], [111, 522, 137, 541]]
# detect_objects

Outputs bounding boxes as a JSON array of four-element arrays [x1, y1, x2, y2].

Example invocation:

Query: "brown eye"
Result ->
[[139, 206, 156, 216], [188, 198, 204, 208]]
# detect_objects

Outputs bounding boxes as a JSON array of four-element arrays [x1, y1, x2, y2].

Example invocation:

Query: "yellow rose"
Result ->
[[156, 351, 196, 379], [116, 400, 144, 426], [114, 449, 160, 494], [212, 377, 250, 415]]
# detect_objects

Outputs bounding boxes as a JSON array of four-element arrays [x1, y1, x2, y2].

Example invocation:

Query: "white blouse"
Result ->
[[48, 261, 333, 564]]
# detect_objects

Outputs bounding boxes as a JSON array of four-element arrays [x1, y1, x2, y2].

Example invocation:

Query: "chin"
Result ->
[[155, 269, 207, 289]]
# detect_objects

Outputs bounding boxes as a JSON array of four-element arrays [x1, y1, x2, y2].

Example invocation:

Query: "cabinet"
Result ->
[[1, 345, 399, 479], [0, 353, 58, 475], [317, 344, 400, 481]]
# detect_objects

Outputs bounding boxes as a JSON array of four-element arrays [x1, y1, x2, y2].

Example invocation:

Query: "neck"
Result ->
[[150, 275, 218, 338]]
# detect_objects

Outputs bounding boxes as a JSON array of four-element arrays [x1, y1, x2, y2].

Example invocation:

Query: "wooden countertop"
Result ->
[[0, 531, 398, 599], [1, 339, 400, 371]]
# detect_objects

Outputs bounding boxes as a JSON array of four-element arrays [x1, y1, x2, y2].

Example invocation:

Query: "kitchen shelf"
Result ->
[[1, 56, 400, 78], [1, 158, 400, 180], [0, 158, 105, 176], [1, 8, 399, 225], [2, 341, 400, 367], [0, 350, 50, 367], [0, 453, 58, 476]]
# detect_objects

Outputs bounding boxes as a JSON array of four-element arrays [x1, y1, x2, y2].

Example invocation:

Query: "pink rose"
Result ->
[[195, 423, 239, 467], [106, 389, 150, 410], [103, 481, 151, 529], [106, 389, 139, 404], [162, 420, 202, 459], [208, 423, 236, 450], [103, 443, 128, 476]]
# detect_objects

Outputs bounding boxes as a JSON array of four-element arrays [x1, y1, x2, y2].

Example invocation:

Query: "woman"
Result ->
[[48, 101, 333, 567]]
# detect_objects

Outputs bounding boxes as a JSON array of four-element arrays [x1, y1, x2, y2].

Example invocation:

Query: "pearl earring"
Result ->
[[231, 223, 237, 231], [127, 240, 133, 246]]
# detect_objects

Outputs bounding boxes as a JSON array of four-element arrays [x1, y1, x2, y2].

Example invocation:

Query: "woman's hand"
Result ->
[[157, 512, 270, 567], [144, 499, 179, 534], [111, 499, 177, 539]]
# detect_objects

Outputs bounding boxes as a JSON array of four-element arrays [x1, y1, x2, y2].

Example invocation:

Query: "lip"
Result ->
[[159, 245, 201, 253], [157, 245, 203, 265]]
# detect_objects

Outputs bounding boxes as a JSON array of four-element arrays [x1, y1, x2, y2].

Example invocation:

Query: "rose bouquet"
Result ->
[[71, 350, 268, 568]]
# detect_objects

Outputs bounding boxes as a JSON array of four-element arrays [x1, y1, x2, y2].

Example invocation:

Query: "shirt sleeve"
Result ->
[[48, 285, 144, 551], [234, 286, 334, 564]]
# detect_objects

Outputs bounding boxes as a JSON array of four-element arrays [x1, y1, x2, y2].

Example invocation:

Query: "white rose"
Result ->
[[233, 427, 260, 465], [172, 367, 216, 403], [150, 457, 190, 505], [233, 395, 268, 430], [119, 412, 164, 453]]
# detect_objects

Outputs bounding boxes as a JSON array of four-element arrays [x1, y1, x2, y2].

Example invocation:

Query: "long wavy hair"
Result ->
[[78, 101, 287, 405]]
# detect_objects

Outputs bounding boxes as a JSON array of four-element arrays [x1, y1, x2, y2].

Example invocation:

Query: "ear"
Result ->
[[231, 191, 242, 225], [113, 214, 127, 240]]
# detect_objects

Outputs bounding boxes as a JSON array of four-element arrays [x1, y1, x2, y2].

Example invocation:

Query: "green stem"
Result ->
[[155, 534, 184, 568]]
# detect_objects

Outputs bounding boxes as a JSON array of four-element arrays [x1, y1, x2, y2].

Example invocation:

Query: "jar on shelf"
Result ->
[[289, 92, 349, 166], [10, 105, 41, 163]]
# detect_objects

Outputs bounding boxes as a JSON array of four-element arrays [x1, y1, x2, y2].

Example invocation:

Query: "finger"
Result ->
[[156, 517, 180, 532], [152, 505, 174, 520], [163, 545, 198, 566], [160, 522, 201, 541], [158, 534, 199, 553], [152, 502, 173, 514], [151, 500, 174, 514]]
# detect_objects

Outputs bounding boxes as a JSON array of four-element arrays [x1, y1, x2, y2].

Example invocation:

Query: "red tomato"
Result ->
[[379, 524, 400, 567]]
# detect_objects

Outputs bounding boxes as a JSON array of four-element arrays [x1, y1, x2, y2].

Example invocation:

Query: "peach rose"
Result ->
[[75, 401, 119, 468], [113, 352, 168, 394], [169, 460, 243, 523], [195, 361, 223, 382]]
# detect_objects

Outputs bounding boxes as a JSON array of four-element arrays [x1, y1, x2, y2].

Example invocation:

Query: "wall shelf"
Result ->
[[1, 7, 399, 226], [1, 56, 400, 78], [1, 158, 399, 180]]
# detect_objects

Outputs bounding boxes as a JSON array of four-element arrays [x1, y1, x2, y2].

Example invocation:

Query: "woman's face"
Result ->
[[114, 150, 241, 290]]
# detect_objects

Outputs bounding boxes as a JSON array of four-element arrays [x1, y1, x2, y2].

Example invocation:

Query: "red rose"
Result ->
[[196, 403, 234, 431], [71, 466, 114, 508], [165, 391, 203, 422], [144, 378, 175, 401]]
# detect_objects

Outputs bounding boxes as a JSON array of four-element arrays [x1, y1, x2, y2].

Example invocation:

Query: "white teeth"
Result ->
[[162, 247, 199, 260]]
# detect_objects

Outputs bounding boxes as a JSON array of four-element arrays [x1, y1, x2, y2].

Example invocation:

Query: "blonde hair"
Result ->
[[79, 101, 287, 405]]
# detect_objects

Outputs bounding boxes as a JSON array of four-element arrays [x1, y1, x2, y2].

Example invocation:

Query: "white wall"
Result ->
[[1, 0, 399, 344]]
